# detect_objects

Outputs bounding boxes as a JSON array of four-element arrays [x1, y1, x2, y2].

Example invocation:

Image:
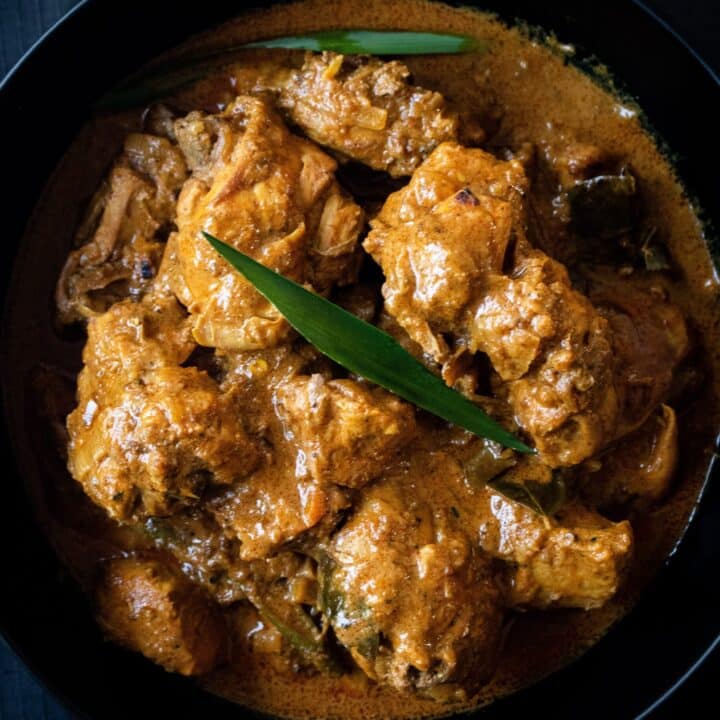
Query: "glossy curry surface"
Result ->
[[4, 1, 720, 719]]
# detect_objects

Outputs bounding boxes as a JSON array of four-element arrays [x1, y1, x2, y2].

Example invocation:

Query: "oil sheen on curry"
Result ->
[[8, 0, 720, 718]]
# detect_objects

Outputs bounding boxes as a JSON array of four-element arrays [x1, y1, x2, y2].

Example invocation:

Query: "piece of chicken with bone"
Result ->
[[168, 95, 364, 351], [277, 52, 459, 177], [469, 456, 633, 610], [66, 296, 260, 522], [274, 373, 417, 488], [322, 453, 503, 694], [56, 133, 188, 324]]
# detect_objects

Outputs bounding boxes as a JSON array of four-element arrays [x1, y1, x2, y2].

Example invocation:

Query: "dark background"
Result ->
[[0, 1, 718, 718]]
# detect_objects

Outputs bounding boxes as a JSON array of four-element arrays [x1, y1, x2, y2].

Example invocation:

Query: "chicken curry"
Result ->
[[5, 1, 720, 718]]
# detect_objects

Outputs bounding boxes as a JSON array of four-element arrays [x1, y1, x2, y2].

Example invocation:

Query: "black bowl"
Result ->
[[1, 1, 718, 718]]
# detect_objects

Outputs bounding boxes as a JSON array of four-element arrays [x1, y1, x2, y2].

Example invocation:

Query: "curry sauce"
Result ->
[[4, 1, 720, 719]]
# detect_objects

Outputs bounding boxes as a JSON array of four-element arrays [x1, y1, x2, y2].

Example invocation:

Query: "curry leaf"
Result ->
[[463, 442, 517, 488], [247, 580, 341, 673], [318, 555, 379, 661], [568, 170, 637, 240], [97, 30, 484, 110], [204, 232, 534, 453], [254, 601, 322, 655], [488, 474, 567, 516]]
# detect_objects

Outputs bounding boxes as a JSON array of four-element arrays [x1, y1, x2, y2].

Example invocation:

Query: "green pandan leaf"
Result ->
[[98, 30, 484, 110], [204, 231, 534, 453]]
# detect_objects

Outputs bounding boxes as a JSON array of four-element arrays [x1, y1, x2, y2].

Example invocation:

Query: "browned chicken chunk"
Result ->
[[208, 469, 350, 561], [275, 374, 416, 488], [95, 555, 226, 675], [74, 294, 194, 394], [475, 479, 633, 610], [278, 53, 458, 177], [56, 134, 188, 323], [365, 144, 527, 362], [505, 512, 632, 609], [69, 365, 259, 521], [324, 452, 503, 693], [67, 297, 259, 521], [170, 96, 364, 351]]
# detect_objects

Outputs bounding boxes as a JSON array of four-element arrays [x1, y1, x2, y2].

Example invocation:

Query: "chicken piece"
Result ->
[[67, 297, 259, 521], [56, 134, 187, 323], [225, 52, 459, 177], [278, 53, 458, 177], [171, 96, 364, 351], [208, 468, 350, 561], [475, 482, 633, 610], [274, 374, 416, 488], [508, 505, 633, 609], [365, 144, 526, 362], [487, 253, 619, 467], [581, 404, 678, 509], [95, 555, 226, 675], [69, 365, 259, 521], [365, 142, 620, 466], [76, 295, 195, 398], [324, 452, 503, 693]]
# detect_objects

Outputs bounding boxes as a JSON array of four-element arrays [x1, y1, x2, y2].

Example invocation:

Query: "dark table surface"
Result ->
[[1, 1, 718, 718]]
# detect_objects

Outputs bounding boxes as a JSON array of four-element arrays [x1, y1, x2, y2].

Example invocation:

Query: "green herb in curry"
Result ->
[[568, 169, 637, 240], [98, 30, 483, 110], [244, 30, 482, 54], [488, 472, 568, 517], [203, 232, 534, 453]]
